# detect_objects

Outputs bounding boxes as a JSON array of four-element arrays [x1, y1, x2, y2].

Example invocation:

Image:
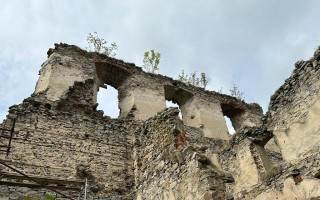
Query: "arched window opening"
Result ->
[[220, 101, 245, 135], [166, 100, 182, 119], [224, 116, 235, 135], [164, 85, 193, 121], [96, 85, 119, 118]]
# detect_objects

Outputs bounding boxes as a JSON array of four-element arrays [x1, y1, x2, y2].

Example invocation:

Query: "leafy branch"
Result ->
[[142, 50, 161, 73]]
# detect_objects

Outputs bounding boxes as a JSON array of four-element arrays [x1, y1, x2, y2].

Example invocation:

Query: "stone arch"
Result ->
[[164, 85, 193, 122], [94, 59, 133, 118], [220, 101, 245, 133], [164, 85, 230, 140], [94, 59, 133, 89]]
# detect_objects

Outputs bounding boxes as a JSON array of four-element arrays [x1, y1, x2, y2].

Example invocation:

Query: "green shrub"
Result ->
[[143, 50, 161, 73], [178, 70, 208, 89]]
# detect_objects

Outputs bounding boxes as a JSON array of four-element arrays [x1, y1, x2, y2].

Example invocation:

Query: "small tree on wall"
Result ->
[[142, 50, 161, 73], [230, 84, 245, 101], [178, 70, 200, 86], [178, 70, 208, 89], [86, 32, 118, 57], [201, 72, 208, 89]]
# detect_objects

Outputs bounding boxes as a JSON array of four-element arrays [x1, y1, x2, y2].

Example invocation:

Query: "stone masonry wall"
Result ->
[[0, 93, 139, 199], [267, 46, 320, 162], [2, 43, 320, 200], [35, 44, 263, 141], [216, 46, 320, 199], [134, 108, 234, 200]]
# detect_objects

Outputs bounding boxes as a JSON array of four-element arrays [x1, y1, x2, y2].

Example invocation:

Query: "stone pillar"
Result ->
[[235, 139, 273, 192], [236, 139, 260, 188], [35, 53, 93, 101], [180, 97, 229, 140], [119, 88, 166, 121]]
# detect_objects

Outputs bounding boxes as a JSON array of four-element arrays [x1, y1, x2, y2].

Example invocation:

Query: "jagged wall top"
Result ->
[[33, 43, 263, 140]]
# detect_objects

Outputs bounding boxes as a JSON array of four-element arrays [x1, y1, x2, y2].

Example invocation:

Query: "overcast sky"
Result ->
[[1, 0, 320, 122]]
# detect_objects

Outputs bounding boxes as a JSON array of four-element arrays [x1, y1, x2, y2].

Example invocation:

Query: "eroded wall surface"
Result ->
[[134, 108, 234, 200], [2, 44, 258, 199], [267, 48, 320, 162], [35, 51, 95, 102], [0, 92, 138, 199], [216, 47, 320, 200]]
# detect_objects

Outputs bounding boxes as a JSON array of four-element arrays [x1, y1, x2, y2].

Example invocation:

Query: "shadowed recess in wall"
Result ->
[[94, 59, 133, 88], [220, 101, 245, 117]]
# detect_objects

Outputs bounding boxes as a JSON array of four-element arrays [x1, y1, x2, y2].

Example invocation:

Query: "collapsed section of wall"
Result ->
[[35, 45, 96, 102], [0, 43, 271, 199], [267, 46, 320, 162], [35, 43, 263, 141], [133, 108, 235, 200], [0, 94, 139, 199], [216, 46, 320, 200]]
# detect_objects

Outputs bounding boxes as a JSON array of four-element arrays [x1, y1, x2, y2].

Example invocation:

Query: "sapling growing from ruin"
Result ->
[[230, 84, 245, 101], [178, 70, 208, 89], [86, 32, 118, 57], [201, 72, 208, 89], [142, 50, 161, 73]]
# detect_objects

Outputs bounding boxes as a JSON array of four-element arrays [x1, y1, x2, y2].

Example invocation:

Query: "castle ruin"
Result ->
[[0, 43, 320, 199]]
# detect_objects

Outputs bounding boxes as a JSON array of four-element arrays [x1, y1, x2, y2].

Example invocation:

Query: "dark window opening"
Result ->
[[97, 85, 119, 118]]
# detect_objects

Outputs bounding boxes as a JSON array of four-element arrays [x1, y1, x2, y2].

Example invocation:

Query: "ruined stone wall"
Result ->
[[2, 43, 320, 200], [215, 46, 320, 200], [133, 108, 234, 200], [0, 91, 139, 199], [35, 45, 97, 102], [267, 46, 320, 162], [217, 126, 273, 199], [220, 144, 320, 199], [37, 43, 262, 141], [0, 44, 263, 199], [119, 71, 263, 140], [218, 122, 320, 199]]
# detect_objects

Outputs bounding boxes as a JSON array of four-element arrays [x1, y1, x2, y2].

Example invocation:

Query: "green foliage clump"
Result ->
[[86, 32, 118, 57], [178, 70, 208, 89], [143, 50, 161, 73]]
